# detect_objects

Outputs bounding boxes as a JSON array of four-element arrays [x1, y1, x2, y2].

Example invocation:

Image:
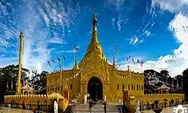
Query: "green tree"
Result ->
[[183, 68, 188, 100], [176, 75, 183, 87], [0, 65, 30, 103], [30, 71, 48, 94], [160, 70, 170, 82]]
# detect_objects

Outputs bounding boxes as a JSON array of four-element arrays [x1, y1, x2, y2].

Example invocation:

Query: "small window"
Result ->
[[122, 84, 125, 91], [128, 85, 130, 90], [131, 84, 133, 90], [117, 84, 119, 90], [70, 84, 72, 90]]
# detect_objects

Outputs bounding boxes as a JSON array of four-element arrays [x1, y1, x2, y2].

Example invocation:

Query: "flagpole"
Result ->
[[115, 45, 117, 66], [60, 66, 62, 94], [62, 57, 64, 70], [74, 44, 78, 68], [74, 50, 76, 68]]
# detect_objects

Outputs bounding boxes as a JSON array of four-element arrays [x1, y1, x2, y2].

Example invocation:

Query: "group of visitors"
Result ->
[[21, 98, 108, 113], [21, 99, 58, 113]]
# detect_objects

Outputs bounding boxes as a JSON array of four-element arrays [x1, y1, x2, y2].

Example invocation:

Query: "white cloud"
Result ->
[[117, 16, 123, 31], [59, 50, 77, 54], [39, 0, 80, 27], [129, 36, 138, 45], [118, 0, 188, 76], [111, 18, 115, 27], [119, 13, 188, 77], [169, 14, 188, 44], [111, 16, 128, 32], [0, 0, 79, 74], [106, 0, 126, 10], [48, 33, 66, 45], [48, 37, 66, 44], [151, 0, 188, 13], [129, 36, 143, 45], [143, 30, 151, 37], [38, 7, 50, 27]]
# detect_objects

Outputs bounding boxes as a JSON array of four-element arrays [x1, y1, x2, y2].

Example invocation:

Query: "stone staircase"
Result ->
[[73, 103, 122, 113]]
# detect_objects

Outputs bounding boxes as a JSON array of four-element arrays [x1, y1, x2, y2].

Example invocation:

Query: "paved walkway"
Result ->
[[0, 107, 46, 113], [142, 104, 188, 113]]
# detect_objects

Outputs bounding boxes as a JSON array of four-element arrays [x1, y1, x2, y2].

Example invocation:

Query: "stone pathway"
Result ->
[[0, 107, 46, 113], [142, 104, 188, 113]]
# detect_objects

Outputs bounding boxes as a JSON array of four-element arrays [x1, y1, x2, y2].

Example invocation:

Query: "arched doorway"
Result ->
[[88, 77, 103, 101]]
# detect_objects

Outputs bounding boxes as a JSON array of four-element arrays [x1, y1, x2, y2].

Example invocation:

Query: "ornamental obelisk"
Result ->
[[16, 32, 24, 95]]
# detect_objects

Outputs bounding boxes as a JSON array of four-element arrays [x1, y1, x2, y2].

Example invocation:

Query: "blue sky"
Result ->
[[0, 0, 188, 76]]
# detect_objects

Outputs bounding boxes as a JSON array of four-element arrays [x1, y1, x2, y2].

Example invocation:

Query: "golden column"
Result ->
[[16, 32, 24, 95]]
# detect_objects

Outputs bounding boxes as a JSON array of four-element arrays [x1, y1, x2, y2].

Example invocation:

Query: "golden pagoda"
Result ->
[[46, 14, 144, 103], [4, 14, 184, 113]]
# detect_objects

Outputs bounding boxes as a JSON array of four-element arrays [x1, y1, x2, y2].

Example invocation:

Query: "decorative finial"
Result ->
[[127, 65, 130, 71], [20, 32, 23, 38], [93, 11, 97, 25]]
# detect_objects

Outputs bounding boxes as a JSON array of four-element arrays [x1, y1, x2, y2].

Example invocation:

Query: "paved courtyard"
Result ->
[[1, 104, 188, 113], [142, 104, 188, 113], [0, 107, 46, 113]]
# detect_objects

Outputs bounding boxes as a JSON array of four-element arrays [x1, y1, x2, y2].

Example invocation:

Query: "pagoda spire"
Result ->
[[91, 13, 99, 44], [86, 13, 104, 58]]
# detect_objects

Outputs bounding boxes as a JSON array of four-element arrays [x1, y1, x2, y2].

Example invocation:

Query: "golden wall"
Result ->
[[135, 93, 184, 105], [4, 94, 68, 111], [46, 69, 145, 104]]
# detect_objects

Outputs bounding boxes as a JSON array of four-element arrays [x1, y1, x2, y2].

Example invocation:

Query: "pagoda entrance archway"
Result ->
[[87, 77, 103, 101]]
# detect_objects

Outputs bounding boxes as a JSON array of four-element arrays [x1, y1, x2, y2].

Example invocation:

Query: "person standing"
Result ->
[[103, 101, 107, 113], [22, 99, 26, 109], [22, 99, 26, 113], [89, 99, 93, 113]]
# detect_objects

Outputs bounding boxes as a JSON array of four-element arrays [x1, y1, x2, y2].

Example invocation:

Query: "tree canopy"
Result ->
[[0, 64, 48, 102]]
